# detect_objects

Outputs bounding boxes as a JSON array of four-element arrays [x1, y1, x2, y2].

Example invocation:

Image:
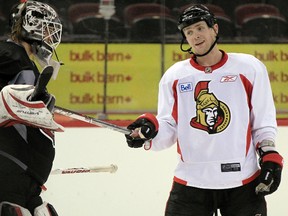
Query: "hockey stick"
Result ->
[[53, 106, 131, 135], [30, 65, 54, 100], [31, 66, 131, 135], [50, 164, 118, 175]]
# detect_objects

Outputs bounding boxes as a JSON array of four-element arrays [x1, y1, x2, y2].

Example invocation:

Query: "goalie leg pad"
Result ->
[[0, 202, 32, 216], [34, 202, 58, 216]]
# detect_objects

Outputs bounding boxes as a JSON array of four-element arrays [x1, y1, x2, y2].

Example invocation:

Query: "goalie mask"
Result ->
[[10, 1, 62, 78]]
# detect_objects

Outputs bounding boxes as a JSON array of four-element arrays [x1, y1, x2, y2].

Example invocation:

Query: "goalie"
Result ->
[[0, 1, 63, 215]]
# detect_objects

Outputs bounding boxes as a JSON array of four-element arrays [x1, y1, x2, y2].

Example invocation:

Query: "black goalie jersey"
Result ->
[[0, 41, 55, 185]]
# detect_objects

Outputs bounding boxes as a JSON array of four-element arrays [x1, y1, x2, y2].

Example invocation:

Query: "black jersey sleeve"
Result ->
[[0, 41, 38, 89]]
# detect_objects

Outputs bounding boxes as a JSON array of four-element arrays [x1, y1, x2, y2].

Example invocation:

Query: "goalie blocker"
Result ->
[[0, 84, 64, 132]]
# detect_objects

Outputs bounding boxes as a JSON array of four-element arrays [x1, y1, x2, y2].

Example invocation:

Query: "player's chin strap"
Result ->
[[180, 35, 219, 57]]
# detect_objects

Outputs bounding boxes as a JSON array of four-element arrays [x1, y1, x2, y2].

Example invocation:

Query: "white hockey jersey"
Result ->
[[149, 51, 277, 189]]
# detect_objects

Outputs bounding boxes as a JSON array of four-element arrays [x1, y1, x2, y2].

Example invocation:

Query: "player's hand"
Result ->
[[256, 152, 283, 196], [125, 113, 158, 148], [32, 90, 56, 112]]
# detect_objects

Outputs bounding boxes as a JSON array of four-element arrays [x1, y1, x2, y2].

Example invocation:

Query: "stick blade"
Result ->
[[109, 164, 118, 173]]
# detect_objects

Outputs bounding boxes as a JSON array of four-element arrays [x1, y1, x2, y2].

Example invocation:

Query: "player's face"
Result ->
[[183, 21, 218, 56], [43, 24, 57, 48]]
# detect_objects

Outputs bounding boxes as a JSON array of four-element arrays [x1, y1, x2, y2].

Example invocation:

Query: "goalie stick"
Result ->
[[50, 164, 118, 175], [31, 66, 132, 135], [30, 65, 54, 100], [53, 106, 131, 134]]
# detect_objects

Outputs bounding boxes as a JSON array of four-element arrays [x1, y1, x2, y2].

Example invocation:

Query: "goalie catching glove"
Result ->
[[0, 84, 64, 132], [125, 113, 159, 148], [255, 140, 283, 196]]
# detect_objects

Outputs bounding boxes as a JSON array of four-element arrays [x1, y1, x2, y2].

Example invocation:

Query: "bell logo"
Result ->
[[179, 82, 193, 93]]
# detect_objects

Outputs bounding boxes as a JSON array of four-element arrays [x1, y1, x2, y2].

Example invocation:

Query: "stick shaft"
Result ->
[[51, 164, 118, 175], [30, 65, 53, 100], [53, 106, 131, 135], [33, 68, 131, 135]]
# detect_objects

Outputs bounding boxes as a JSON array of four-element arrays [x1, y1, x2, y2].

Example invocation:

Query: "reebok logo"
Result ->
[[220, 75, 238, 82]]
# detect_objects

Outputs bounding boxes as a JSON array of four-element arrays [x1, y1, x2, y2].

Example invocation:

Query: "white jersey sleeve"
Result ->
[[248, 55, 277, 144]]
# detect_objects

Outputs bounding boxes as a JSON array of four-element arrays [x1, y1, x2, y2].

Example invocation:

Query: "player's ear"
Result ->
[[212, 24, 219, 35]]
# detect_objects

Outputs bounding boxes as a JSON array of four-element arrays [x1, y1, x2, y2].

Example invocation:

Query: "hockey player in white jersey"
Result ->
[[125, 4, 283, 216]]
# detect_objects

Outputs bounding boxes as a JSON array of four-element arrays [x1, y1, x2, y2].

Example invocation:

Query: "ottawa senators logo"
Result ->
[[190, 81, 230, 134]]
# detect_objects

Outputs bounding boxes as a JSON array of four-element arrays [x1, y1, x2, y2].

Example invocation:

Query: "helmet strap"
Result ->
[[180, 35, 219, 57], [180, 38, 192, 54], [195, 35, 219, 57]]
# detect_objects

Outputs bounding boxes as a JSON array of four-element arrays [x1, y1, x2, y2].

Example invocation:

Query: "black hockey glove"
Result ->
[[41, 91, 56, 112], [125, 113, 158, 148], [256, 151, 283, 196], [32, 90, 56, 112]]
